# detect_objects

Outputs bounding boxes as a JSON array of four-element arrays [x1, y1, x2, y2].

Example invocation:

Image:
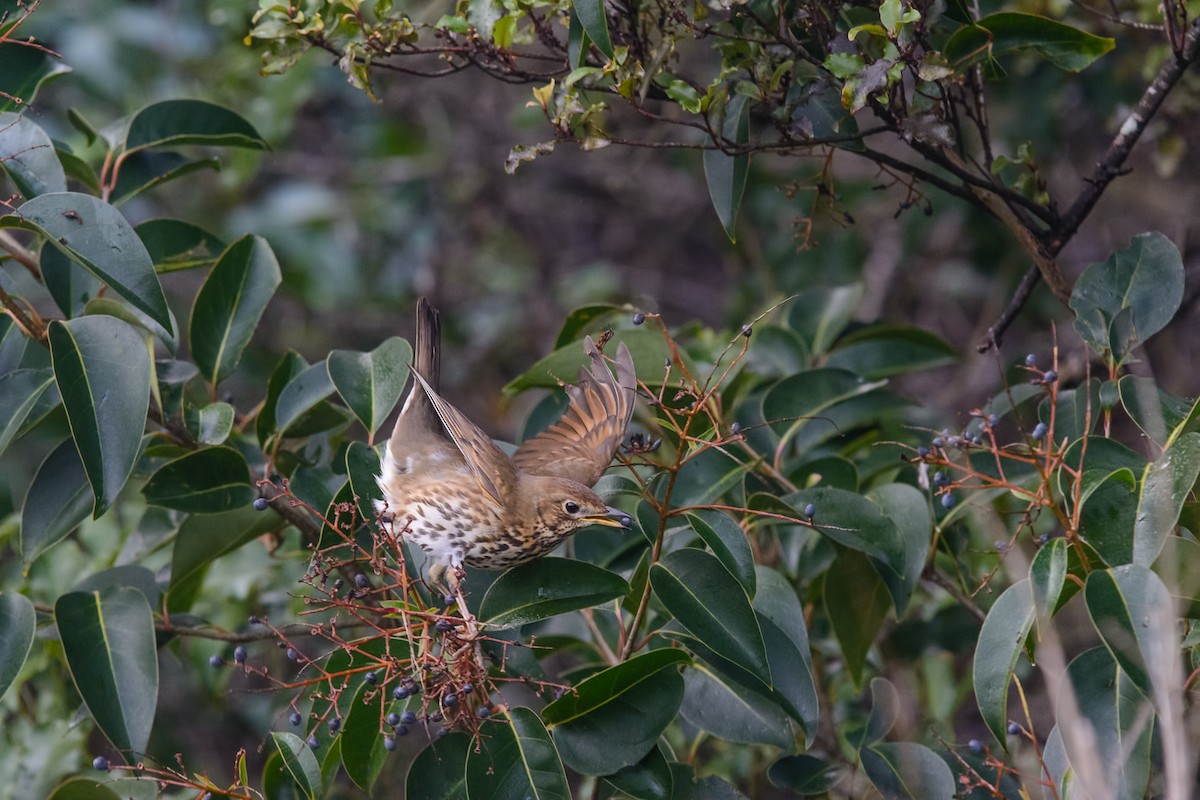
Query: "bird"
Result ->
[[376, 297, 637, 592]]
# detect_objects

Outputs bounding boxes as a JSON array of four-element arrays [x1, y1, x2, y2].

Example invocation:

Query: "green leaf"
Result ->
[[678, 665, 794, 748], [0, 111, 67, 197], [257, 350, 306, 445], [124, 99, 269, 153], [270, 732, 322, 800], [1085, 565, 1174, 702], [867, 483, 930, 615], [1070, 232, 1184, 365], [48, 317, 151, 517], [55, 588, 158, 755], [19, 438, 93, 570], [339, 677, 394, 793], [767, 754, 837, 794], [572, 0, 612, 59], [142, 446, 254, 513], [762, 369, 888, 459], [972, 579, 1034, 744], [1133, 432, 1200, 567], [824, 549, 890, 688], [111, 151, 220, 204], [45, 779, 125, 800], [944, 12, 1115, 72], [860, 742, 955, 799], [41, 244, 99, 319], [0, 592, 35, 700], [0, 39, 72, 112], [346, 440, 384, 523], [703, 95, 751, 242], [326, 336, 413, 439], [684, 510, 755, 596], [1057, 648, 1153, 800], [603, 743, 674, 799], [2, 193, 172, 332], [503, 327, 687, 396], [1117, 375, 1195, 449], [407, 732, 470, 800], [275, 362, 336, 434], [479, 558, 629, 627], [650, 548, 770, 685], [135, 218, 226, 273], [787, 284, 863, 356], [825, 324, 958, 380], [466, 709, 570, 800], [858, 677, 900, 748], [752, 567, 819, 737], [189, 234, 281, 385], [195, 401, 235, 445], [167, 505, 283, 612], [1030, 537, 1069, 618], [0, 367, 55, 457]]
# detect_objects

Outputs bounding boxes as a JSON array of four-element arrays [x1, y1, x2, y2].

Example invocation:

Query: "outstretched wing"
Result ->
[[512, 338, 636, 487]]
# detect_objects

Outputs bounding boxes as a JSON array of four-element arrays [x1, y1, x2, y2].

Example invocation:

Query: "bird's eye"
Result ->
[[563, 501, 580, 514]]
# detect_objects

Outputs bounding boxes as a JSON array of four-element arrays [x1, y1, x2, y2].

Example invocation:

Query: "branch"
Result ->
[[0, 229, 41, 281]]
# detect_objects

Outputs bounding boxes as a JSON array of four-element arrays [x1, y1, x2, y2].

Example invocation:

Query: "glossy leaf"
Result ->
[[867, 483, 930, 614], [1132, 432, 1200, 567], [767, 754, 837, 794], [406, 732, 470, 800], [142, 446, 254, 512], [1070, 232, 1184, 364], [973, 579, 1034, 744], [466, 709, 570, 800], [762, 368, 888, 457], [944, 12, 1115, 72], [825, 324, 957, 379], [604, 743, 674, 800], [339, 678, 393, 792], [345, 440, 384, 523], [189, 234, 281, 385], [48, 317, 151, 517], [0, 592, 35, 700], [124, 99, 269, 153], [857, 676, 900, 749], [0, 39, 72, 112], [1030, 537, 1068, 618], [45, 779, 125, 800], [257, 350, 307, 445], [572, 0, 612, 58], [111, 151, 219, 203], [19, 438, 93, 570], [543, 649, 689, 725], [135, 218, 226, 273], [41, 244, 99, 319], [860, 742, 955, 799], [326, 336, 412, 439], [684, 510, 755, 596], [0, 111, 66, 197], [1117, 375, 1194, 448], [1085, 565, 1174, 702], [0, 367, 55, 457], [479, 557, 629, 627], [167, 505, 283, 612], [270, 732, 322, 800], [787, 284, 863, 356], [752, 567, 819, 737], [703, 94, 750, 242], [679, 665, 794, 748], [195, 402, 234, 445], [274, 361, 336, 434], [55, 588, 158, 754], [2, 193, 172, 332], [650, 548, 770, 685], [503, 327, 689, 396], [824, 548, 890, 688]]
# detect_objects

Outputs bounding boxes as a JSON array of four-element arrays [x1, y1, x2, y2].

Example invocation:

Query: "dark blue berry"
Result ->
[[333, 579, 344, 590], [289, 711, 302, 726], [286, 648, 298, 661], [307, 735, 319, 749], [968, 739, 983, 754], [996, 541, 1009, 552], [384, 736, 397, 751], [387, 712, 401, 727], [443, 693, 458, 707], [933, 471, 947, 486], [941, 493, 956, 509], [254, 497, 269, 511], [234, 645, 247, 664], [730, 421, 742, 435], [916, 446, 929, 458], [803, 503, 816, 519], [477, 706, 491, 719], [461, 683, 473, 694], [987, 414, 998, 427], [1025, 354, 1037, 367], [400, 710, 417, 725], [1031, 422, 1048, 440], [354, 573, 369, 588], [1043, 370, 1057, 384], [248, 615, 261, 625], [328, 717, 341, 733], [93, 756, 109, 771], [209, 655, 223, 668], [740, 324, 752, 337], [395, 725, 409, 736], [365, 671, 378, 685], [443, 594, 455, 607], [393, 685, 408, 700], [632, 312, 646, 326], [435, 619, 453, 633], [931, 437, 944, 448], [1007, 721, 1022, 735]]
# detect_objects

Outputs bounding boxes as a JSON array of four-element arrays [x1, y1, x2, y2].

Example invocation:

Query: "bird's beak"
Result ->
[[583, 506, 632, 529]]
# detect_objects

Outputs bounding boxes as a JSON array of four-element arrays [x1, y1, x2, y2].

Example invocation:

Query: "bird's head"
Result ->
[[523, 476, 631, 535]]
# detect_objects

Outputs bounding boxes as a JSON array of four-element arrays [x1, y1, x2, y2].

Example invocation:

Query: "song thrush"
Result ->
[[377, 298, 636, 589]]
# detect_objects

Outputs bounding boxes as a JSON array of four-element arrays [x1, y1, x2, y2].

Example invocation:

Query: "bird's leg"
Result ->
[[427, 561, 450, 598]]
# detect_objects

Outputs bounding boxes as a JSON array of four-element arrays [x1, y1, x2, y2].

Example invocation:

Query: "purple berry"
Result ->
[[395, 724, 409, 736], [443, 594, 455, 607], [803, 503, 816, 519], [941, 493, 956, 509], [384, 736, 397, 751], [387, 712, 401, 726], [254, 497, 269, 511], [1025, 354, 1037, 367], [968, 739, 983, 753], [931, 437, 944, 448], [92, 756, 109, 771], [435, 619, 453, 633], [248, 615, 261, 625], [740, 324, 752, 337], [328, 717, 341, 733], [632, 312, 646, 326], [461, 683, 473, 694], [289, 711, 302, 726], [477, 706, 491, 719], [307, 735, 319, 749], [354, 573, 368, 588], [365, 671, 378, 685], [393, 685, 408, 700], [234, 645, 247, 664], [443, 693, 458, 707], [916, 446, 930, 458], [400, 710, 417, 725], [1007, 721, 1022, 735], [730, 421, 742, 435], [209, 655, 223, 668], [1031, 422, 1048, 440], [286, 648, 298, 661], [933, 471, 947, 486], [1043, 370, 1057, 384]]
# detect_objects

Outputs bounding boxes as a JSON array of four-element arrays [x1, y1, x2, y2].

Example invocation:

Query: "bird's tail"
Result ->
[[390, 297, 441, 444]]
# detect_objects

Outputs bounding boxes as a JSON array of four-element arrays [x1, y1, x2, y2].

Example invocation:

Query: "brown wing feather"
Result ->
[[513, 338, 636, 486], [408, 368, 516, 508]]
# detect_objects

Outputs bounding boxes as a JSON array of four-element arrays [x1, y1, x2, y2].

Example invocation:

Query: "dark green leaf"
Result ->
[[326, 336, 412, 439], [142, 446, 254, 513], [45, 779, 124, 800], [825, 324, 958, 379], [860, 742, 956, 799], [543, 648, 689, 725], [858, 677, 900, 749], [19, 438, 93, 570], [345, 440, 383, 523], [0, 367, 54, 457], [42, 244, 100, 319], [684, 510, 755, 596], [406, 732, 469, 800], [135, 218, 226, 273], [0, 39, 72, 112], [752, 567, 819, 737], [0, 592, 35, 700], [124, 99, 269, 153], [703, 95, 750, 242], [787, 284, 863, 356], [973, 579, 1034, 744], [48, 317, 150, 517], [650, 548, 770, 685], [572, 0, 612, 58], [466, 709, 570, 800], [3, 193, 172, 332], [56, 588, 158, 754], [479, 558, 629, 627], [0, 111, 66, 197], [825, 549, 890, 689], [604, 743, 674, 800], [768, 754, 837, 794], [1117, 375, 1194, 448], [867, 483, 930, 615], [74, 566, 161, 609], [111, 150, 220, 204], [340, 677, 394, 793], [679, 665, 794, 748], [504, 328, 689, 396], [762, 369, 887, 457], [274, 362, 335, 434], [270, 732, 322, 800], [944, 12, 1115, 72], [1085, 565, 1174, 701], [257, 350, 307, 445], [1070, 232, 1184, 364], [167, 505, 284, 612], [1030, 537, 1068, 618], [1133, 432, 1200, 567], [189, 234, 281, 385]]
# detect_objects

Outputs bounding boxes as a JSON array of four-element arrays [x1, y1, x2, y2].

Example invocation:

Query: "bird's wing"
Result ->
[[408, 368, 516, 509], [512, 338, 636, 487]]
